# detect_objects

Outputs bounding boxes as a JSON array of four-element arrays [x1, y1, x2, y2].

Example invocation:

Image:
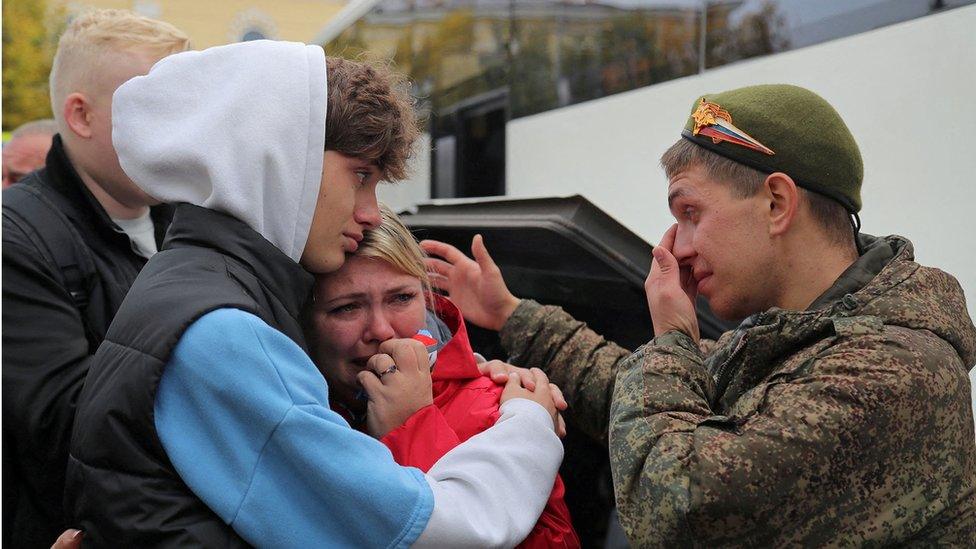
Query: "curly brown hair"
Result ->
[[325, 57, 420, 182]]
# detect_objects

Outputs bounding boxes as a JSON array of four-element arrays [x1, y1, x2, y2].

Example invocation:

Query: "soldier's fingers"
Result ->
[[420, 239, 470, 265], [427, 272, 450, 291], [471, 234, 500, 274], [51, 529, 83, 549], [479, 361, 537, 390], [479, 359, 506, 383], [500, 372, 530, 403], [530, 368, 551, 395], [506, 372, 522, 390], [555, 414, 567, 438], [656, 224, 677, 254], [516, 366, 537, 391], [650, 245, 680, 279], [648, 227, 675, 284], [425, 257, 454, 278], [478, 359, 506, 383], [549, 383, 568, 411], [500, 362, 537, 391]]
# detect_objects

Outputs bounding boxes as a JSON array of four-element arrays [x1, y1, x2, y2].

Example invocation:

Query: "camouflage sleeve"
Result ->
[[609, 328, 959, 547], [697, 337, 720, 356], [499, 299, 633, 443], [607, 330, 715, 546]]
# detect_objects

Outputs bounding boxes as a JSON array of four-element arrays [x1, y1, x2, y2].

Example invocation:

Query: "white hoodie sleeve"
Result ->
[[413, 398, 564, 548]]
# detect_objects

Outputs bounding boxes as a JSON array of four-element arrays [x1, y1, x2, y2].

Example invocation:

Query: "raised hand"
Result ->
[[645, 224, 700, 343], [358, 338, 434, 439], [420, 235, 520, 331]]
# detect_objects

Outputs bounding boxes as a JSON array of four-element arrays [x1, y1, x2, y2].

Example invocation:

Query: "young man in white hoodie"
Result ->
[[65, 41, 565, 547]]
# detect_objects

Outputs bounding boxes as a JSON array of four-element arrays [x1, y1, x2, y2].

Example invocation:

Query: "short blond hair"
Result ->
[[358, 204, 433, 301], [49, 9, 190, 126]]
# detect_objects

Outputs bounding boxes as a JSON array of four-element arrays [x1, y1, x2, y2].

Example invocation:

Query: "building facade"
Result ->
[[56, 0, 347, 48], [321, 1, 976, 325]]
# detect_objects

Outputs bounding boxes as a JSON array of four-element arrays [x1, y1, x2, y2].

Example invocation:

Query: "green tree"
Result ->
[[706, 1, 789, 68], [2, 0, 64, 130]]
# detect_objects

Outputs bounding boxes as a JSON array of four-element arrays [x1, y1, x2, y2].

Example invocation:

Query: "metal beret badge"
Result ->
[[691, 98, 775, 156]]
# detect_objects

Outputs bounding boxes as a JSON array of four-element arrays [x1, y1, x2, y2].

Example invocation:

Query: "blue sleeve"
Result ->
[[155, 308, 433, 549]]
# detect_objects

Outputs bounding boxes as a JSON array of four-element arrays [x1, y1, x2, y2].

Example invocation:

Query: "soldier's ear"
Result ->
[[764, 172, 799, 237]]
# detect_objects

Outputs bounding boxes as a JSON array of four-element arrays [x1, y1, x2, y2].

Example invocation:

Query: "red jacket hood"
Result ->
[[429, 293, 482, 382]]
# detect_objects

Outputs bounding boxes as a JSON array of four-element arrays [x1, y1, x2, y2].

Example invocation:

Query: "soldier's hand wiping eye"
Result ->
[[645, 224, 701, 342]]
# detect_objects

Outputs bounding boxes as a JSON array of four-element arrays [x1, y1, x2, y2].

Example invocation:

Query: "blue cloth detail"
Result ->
[[422, 308, 452, 353], [155, 308, 433, 548]]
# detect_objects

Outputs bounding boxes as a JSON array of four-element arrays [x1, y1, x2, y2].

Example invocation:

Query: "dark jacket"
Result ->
[[65, 204, 313, 546], [1, 136, 172, 548]]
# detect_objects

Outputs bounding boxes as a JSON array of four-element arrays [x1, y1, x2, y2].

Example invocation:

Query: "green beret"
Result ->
[[681, 84, 863, 213]]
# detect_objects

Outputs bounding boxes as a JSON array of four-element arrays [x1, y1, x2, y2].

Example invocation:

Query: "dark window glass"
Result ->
[[329, 0, 975, 121], [455, 94, 506, 197], [705, 0, 975, 70], [328, 0, 703, 121], [510, 1, 701, 118]]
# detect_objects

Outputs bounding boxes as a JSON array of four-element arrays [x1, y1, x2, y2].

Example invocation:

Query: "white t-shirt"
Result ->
[[112, 212, 157, 259]]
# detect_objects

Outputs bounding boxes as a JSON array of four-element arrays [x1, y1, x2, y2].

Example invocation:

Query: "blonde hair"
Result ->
[[358, 204, 433, 302], [49, 9, 190, 127]]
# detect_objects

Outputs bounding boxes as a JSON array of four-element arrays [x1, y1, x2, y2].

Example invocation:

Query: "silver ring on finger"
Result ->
[[378, 364, 399, 377]]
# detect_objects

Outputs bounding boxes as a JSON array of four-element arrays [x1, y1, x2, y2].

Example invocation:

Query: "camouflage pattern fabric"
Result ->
[[501, 298, 631, 444], [500, 235, 976, 546]]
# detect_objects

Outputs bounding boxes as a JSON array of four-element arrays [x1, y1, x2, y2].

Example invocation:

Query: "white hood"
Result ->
[[112, 40, 327, 262]]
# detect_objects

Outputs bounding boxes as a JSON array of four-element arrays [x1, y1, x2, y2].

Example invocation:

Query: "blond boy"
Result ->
[[2, 10, 189, 547]]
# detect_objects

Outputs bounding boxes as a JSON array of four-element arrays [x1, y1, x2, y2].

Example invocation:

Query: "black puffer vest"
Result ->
[[65, 204, 314, 546], [3, 137, 172, 549]]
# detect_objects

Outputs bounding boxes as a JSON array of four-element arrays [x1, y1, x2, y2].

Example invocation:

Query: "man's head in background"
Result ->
[[2, 119, 57, 188], [49, 9, 189, 217]]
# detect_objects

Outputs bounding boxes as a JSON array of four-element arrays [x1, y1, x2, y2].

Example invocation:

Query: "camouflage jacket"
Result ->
[[500, 235, 976, 547]]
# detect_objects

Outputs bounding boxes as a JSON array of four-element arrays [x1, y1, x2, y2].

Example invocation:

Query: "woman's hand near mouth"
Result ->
[[358, 338, 434, 438]]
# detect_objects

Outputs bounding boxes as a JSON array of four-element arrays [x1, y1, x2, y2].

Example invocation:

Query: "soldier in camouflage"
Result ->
[[421, 84, 976, 546]]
